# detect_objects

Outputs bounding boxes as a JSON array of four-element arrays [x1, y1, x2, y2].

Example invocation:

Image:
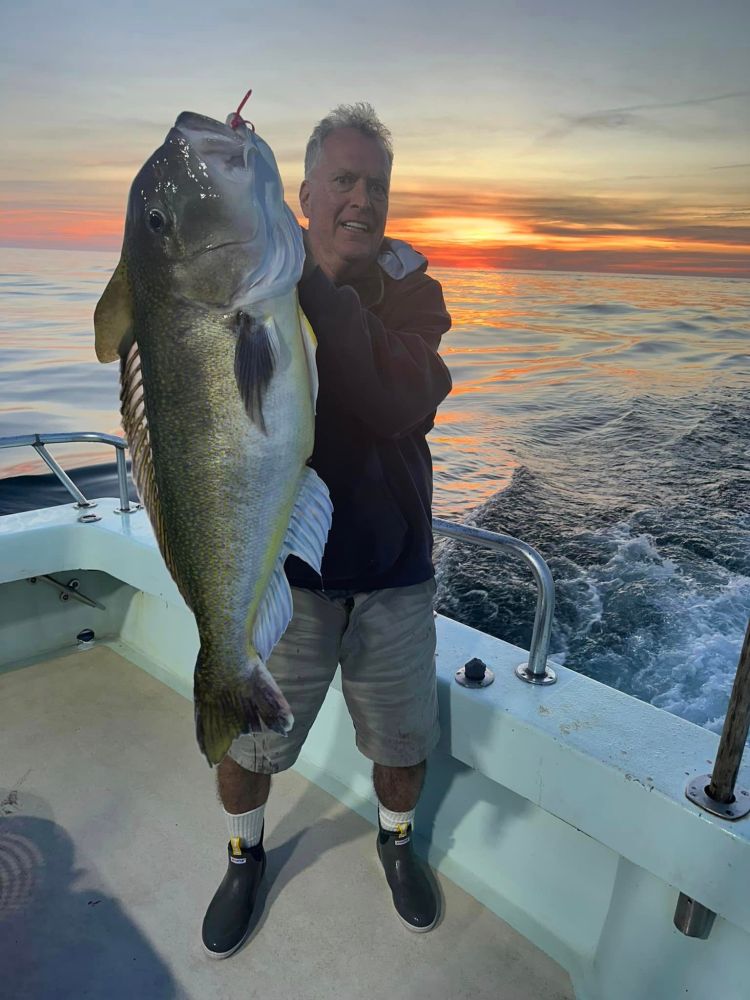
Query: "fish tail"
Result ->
[[194, 650, 294, 767], [248, 658, 295, 736]]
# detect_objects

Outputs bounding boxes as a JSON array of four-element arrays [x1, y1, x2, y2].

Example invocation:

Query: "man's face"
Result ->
[[300, 127, 390, 283]]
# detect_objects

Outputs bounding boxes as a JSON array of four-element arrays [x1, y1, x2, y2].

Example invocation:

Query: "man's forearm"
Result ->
[[298, 267, 452, 438]]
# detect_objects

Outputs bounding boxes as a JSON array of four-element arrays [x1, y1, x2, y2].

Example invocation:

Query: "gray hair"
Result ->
[[304, 103, 393, 178]]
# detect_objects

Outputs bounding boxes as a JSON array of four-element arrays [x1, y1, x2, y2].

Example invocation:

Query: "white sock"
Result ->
[[378, 803, 416, 832], [223, 804, 265, 848]]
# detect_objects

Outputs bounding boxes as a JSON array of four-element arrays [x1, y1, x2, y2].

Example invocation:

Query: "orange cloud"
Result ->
[[2, 183, 748, 278], [386, 187, 750, 277], [0, 208, 123, 250]]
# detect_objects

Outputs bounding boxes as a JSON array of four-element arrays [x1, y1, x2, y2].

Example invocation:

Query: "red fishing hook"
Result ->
[[229, 88, 255, 131]]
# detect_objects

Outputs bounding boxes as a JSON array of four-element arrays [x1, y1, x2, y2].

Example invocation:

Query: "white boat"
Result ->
[[1, 432, 748, 1000]]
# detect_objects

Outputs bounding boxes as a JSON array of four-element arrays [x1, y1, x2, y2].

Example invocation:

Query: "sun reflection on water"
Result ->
[[1, 250, 748, 527]]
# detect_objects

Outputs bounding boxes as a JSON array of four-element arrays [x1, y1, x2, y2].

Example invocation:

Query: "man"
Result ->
[[202, 103, 452, 959]]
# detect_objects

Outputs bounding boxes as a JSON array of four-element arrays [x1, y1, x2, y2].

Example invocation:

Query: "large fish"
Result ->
[[94, 111, 332, 766]]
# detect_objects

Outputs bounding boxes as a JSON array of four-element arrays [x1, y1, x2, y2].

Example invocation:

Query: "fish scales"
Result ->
[[131, 294, 309, 625]]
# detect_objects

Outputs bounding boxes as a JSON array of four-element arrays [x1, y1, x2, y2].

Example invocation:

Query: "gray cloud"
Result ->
[[389, 189, 674, 227], [541, 89, 750, 142], [607, 91, 750, 114], [711, 162, 750, 171]]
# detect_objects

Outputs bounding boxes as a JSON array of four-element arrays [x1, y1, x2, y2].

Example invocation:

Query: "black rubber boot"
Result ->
[[201, 835, 267, 959], [376, 823, 439, 932]]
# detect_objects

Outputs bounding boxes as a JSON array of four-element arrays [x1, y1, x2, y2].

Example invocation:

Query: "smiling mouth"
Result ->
[[341, 221, 371, 234]]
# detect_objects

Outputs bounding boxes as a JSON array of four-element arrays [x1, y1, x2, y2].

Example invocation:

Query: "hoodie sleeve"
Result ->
[[298, 265, 452, 439]]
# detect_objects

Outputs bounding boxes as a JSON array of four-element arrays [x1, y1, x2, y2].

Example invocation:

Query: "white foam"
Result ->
[[553, 520, 750, 735]]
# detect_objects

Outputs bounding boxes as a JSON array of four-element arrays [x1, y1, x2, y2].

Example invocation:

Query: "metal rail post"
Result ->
[[432, 518, 556, 685], [685, 617, 750, 820], [675, 618, 750, 939]]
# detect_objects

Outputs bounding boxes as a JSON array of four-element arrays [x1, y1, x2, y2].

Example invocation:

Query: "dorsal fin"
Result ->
[[119, 340, 192, 608]]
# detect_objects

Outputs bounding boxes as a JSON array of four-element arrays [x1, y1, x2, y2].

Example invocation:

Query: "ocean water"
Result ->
[[1, 247, 749, 736]]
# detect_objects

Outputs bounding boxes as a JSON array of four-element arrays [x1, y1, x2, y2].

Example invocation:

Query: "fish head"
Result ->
[[124, 111, 303, 309]]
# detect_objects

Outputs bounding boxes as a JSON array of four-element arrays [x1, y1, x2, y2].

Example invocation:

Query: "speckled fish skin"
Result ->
[[95, 112, 329, 766]]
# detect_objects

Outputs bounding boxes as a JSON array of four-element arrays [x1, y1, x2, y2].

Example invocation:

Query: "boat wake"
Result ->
[[436, 384, 750, 735]]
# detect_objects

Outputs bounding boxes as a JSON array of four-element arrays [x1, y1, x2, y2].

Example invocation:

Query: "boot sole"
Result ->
[[202, 925, 253, 960], [396, 910, 439, 933]]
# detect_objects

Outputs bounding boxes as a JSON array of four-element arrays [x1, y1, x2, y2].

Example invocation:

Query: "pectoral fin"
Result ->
[[94, 256, 134, 363], [234, 311, 279, 433]]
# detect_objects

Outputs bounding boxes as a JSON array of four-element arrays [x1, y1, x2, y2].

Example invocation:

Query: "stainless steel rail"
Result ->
[[433, 518, 556, 685], [0, 432, 135, 514], [0, 433, 556, 684]]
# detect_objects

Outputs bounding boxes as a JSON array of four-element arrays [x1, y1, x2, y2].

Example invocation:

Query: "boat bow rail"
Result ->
[[0, 431, 136, 515], [0, 432, 557, 685]]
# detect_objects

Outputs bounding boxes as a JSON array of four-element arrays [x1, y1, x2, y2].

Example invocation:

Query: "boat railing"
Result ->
[[0, 431, 135, 514], [0, 432, 557, 685], [432, 518, 556, 685]]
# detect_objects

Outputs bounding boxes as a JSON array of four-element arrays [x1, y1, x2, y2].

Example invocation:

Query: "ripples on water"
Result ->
[[434, 267, 750, 735], [1, 248, 749, 735]]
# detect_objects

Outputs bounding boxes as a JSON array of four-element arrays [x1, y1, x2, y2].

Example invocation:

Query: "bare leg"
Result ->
[[217, 755, 271, 814], [372, 761, 426, 812]]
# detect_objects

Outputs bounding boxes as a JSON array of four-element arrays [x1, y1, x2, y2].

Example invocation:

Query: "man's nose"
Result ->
[[349, 178, 372, 209]]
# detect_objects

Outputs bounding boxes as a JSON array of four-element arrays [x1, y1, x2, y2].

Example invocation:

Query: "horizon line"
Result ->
[[1, 240, 747, 282]]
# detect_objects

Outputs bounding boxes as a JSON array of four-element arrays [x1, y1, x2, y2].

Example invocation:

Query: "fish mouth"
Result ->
[[180, 238, 256, 261], [171, 112, 249, 167], [174, 111, 236, 139], [199, 238, 254, 254]]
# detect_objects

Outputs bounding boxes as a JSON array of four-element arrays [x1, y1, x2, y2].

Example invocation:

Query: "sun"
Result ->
[[401, 216, 525, 245]]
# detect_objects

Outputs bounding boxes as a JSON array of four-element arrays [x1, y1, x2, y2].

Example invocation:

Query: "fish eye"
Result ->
[[147, 209, 167, 234]]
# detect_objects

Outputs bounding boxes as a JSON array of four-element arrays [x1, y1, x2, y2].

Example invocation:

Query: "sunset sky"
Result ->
[[1, 0, 748, 277]]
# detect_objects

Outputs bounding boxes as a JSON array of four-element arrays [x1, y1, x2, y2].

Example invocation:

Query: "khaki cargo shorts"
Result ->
[[228, 579, 440, 774]]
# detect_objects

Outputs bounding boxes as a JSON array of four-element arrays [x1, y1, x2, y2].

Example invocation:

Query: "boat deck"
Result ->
[[1, 646, 574, 999]]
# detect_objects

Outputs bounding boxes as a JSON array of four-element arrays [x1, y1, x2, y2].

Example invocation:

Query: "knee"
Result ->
[[217, 754, 271, 812]]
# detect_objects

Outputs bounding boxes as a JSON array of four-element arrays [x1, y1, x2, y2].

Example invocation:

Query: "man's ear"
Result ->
[[299, 179, 310, 219]]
